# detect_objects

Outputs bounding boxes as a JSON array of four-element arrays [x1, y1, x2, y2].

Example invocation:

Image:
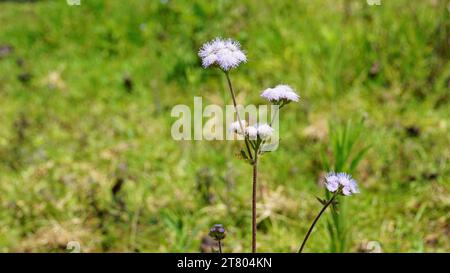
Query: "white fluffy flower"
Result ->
[[229, 120, 246, 135], [198, 38, 247, 71], [260, 84, 300, 103], [256, 124, 274, 140], [325, 172, 359, 196], [325, 173, 340, 192], [245, 125, 258, 139], [245, 123, 274, 140]]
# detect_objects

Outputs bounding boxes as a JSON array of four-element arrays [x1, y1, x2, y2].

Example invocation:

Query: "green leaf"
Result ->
[[315, 196, 327, 205], [349, 145, 371, 172], [240, 149, 249, 160]]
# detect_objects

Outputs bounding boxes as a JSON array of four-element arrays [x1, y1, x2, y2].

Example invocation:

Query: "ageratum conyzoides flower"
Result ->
[[261, 84, 300, 104], [325, 172, 359, 196], [198, 38, 247, 71], [245, 123, 274, 140]]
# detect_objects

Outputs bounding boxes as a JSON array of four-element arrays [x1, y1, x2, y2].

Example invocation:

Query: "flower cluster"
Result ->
[[198, 38, 247, 71], [325, 172, 359, 196], [209, 224, 226, 241], [245, 123, 274, 140], [229, 121, 274, 141], [261, 84, 300, 104]]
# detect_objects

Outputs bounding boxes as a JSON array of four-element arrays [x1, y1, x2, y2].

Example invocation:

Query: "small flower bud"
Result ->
[[209, 224, 226, 241]]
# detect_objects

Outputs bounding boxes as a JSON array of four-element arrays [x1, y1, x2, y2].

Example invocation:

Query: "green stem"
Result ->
[[252, 152, 258, 253], [298, 193, 337, 253], [224, 72, 253, 161], [218, 240, 222, 253]]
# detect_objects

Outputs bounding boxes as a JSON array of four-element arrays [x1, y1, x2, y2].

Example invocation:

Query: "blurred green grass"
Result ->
[[0, 0, 448, 252]]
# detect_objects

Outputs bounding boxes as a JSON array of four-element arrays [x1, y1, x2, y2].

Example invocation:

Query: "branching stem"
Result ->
[[224, 71, 253, 161]]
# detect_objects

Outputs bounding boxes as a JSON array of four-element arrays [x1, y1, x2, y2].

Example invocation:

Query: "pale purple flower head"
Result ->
[[245, 123, 274, 140], [198, 38, 247, 71], [260, 84, 300, 104], [325, 173, 340, 192], [256, 124, 274, 140], [245, 125, 258, 140], [325, 172, 359, 196], [229, 120, 246, 135]]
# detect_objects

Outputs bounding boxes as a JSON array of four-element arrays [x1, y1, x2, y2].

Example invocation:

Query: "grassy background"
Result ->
[[0, 0, 448, 252]]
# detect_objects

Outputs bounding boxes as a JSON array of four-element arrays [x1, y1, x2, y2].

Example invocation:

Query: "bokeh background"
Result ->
[[0, 0, 448, 252]]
